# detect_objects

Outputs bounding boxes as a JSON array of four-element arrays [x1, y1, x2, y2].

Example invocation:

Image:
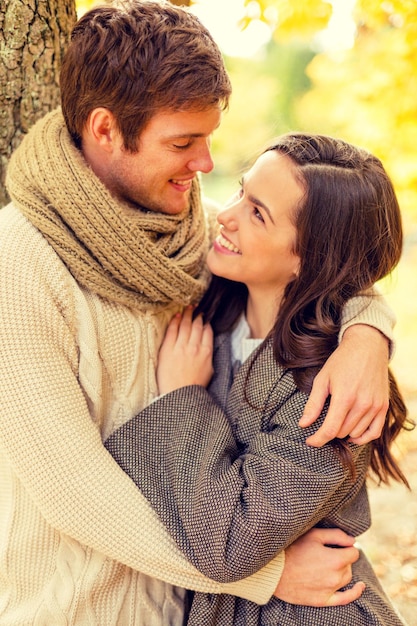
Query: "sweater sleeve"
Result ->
[[339, 289, 396, 357], [0, 207, 281, 605]]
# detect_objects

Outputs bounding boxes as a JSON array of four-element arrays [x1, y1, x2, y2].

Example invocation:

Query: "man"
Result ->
[[0, 1, 393, 624]]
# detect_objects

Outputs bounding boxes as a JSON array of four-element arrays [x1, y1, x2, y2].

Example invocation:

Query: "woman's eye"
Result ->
[[253, 207, 264, 222]]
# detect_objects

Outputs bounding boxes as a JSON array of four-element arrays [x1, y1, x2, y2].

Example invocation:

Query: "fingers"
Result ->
[[347, 405, 386, 443], [274, 527, 362, 606], [307, 400, 387, 447], [304, 405, 347, 447], [348, 413, 385, 445], [157, 308, 213, 394], [165, 307, 202, 347], [335, 394, 387, 440], [176, 306, 194, 343], [184, 311, 213, 361], [326, 582, 366, 607], [327, 544, 360, 569], [298, 371, 330, 429], [303, 387, 388, 448], [162, 312, 182, 349], [312, 527, 356, 549], [300, 323, 390, 447], [200, 320, 213, 351]]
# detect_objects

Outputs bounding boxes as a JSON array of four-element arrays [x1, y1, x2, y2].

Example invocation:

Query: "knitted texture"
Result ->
[[0, 203, 284, 626], [6, 108, 210, 310]]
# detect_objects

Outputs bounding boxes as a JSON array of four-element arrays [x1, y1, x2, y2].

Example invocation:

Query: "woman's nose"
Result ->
[[217, 205, 238, 231]]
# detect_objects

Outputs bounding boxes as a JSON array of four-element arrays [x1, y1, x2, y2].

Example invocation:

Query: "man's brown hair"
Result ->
[[60, 0, 232, 150]]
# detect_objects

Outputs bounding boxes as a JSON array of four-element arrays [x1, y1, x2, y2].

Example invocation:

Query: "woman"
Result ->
[[106, 133, 412, 624]]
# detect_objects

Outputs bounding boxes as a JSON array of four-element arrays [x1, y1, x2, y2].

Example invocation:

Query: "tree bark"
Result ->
[[0, 0, 77, 207]]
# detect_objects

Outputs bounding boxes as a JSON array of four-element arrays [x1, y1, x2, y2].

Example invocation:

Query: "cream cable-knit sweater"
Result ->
[[0, 203, 285, 626]]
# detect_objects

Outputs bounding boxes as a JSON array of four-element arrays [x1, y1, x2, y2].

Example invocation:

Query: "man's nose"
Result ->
[[187, 142, 214, 174]]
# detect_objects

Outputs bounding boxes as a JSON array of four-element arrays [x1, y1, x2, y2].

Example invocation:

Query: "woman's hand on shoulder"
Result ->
[[157, 306, 214, 395]]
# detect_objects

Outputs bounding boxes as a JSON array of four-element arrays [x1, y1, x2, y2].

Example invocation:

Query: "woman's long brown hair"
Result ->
[[197, 132, 413, 487]]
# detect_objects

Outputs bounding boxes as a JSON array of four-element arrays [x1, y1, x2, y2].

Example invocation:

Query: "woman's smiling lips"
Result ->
[[213, 231, 242, 255]]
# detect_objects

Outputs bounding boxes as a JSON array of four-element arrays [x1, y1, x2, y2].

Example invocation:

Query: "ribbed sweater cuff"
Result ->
[[217, 551, 284, 605], [339, 292, 396, 359]]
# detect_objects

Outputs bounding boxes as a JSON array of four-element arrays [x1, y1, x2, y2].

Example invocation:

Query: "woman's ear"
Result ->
[[292, 256, 301, 279]]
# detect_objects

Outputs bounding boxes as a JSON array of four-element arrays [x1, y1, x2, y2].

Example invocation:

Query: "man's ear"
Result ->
[[85, 108, 119, 153]]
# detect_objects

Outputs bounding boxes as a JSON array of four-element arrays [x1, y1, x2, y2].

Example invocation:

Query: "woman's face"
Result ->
[[207, 150, 304, 303]]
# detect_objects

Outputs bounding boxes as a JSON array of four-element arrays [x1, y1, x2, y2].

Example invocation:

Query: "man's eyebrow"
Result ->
[[167, 133, 206, 139], [167, 121, 221, 140], [241, 175, 275, 224]]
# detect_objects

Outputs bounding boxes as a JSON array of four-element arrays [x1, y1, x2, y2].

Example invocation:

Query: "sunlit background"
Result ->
[[76, 1, 417, 614]]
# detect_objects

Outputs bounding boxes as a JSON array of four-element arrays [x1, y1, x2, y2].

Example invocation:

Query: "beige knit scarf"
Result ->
[[6, 108, 210, 311]]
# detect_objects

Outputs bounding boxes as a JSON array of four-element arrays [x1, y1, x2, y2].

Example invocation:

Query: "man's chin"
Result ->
[[119, 197, 190, 217], [158, 199, 191, 215]]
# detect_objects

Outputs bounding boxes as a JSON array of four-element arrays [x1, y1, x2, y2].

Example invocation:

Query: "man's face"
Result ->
[[104, 107, 221, 214]]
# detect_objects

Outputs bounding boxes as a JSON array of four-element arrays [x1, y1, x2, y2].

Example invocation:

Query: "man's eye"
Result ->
[[173, 142, 191, 150]]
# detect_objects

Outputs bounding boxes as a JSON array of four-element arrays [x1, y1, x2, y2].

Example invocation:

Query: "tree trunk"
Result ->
[[0, 0, 77, 207], [170, 0, 191, 6]]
